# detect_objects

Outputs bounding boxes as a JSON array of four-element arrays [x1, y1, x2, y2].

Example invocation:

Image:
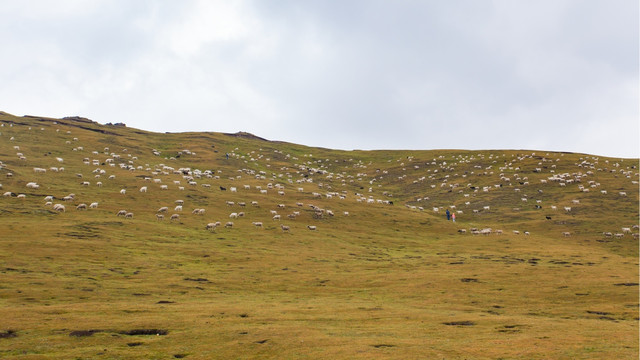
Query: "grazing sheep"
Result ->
[[614, 233, 624, 238], [170, 214, 180, 221], [116, 210, 127, 216], [125, 212, 134, 219], [156, 214, 164, 221], [16, 194, 26, 199], [603, 232, 613, 237], [139, 186, 147, 193], [96, 181, 102, 187], [458, 229, 466, 234], [174, 205, 183, 212], [224, 221, 234, 228], [281, 224, 290, 232], [564, 207, 571, 212], [175, 200, 184, 205], [2, 191, 11, 197], [206, 222, 217, 231], [158, 206, 169, 213], [252, 222, 263, 228], [160, 185, 168, 190], [229, 212, 238, 219], [120, 189, 126, 195], [562, 232, 571, 237], [53, 204, 65, 212], [622, 227, 631, 233], [619, 191, 627, 196], [307, 225, 317, 231], [76, 203, 87, 210], [273, 214, 281, 220]]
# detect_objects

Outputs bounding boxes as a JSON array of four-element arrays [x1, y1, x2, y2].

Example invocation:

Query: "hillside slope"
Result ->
[[0, 112, 638, 359]]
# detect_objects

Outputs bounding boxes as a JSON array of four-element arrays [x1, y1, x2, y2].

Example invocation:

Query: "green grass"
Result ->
[[0, 112, 637, 359]]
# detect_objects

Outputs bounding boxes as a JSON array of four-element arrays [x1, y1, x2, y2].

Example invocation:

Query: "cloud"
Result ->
[[0, 1, 637, 157]]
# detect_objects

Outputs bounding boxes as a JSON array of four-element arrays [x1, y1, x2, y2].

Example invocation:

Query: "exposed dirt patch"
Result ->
[[120, 329, 168, 336], [69, 330, 103, 337], [443, 321, 475, 326], [0, 330, 17, 339]]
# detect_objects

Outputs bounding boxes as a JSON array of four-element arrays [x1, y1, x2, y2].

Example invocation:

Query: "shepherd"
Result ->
[[446, 209, 451, 221]]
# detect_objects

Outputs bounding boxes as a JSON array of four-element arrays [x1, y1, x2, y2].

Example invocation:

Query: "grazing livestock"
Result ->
[[125, 212, 134, 219], [139, 186, 147, 193], [307, 225, 317, 230], [116, 210, 127, 216], [156, 214, 164, 221], [158, 207, 169, 213], [252, 222, 263, 228], [53, 204, 65, 212], [170, 214, 180, 221], [225, 222, 234, 228], [281, 224, 290, 232], [206, 223, 217, 231], [76, 203, 87, 210], [562, 232, 571, 237]]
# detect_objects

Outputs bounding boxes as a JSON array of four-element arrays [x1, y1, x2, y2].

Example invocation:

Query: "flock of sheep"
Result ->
[[0, 118, 638, 241]]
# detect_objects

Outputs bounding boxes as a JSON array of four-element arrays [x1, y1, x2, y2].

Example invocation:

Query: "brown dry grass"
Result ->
[[0, 112, 637, 359]]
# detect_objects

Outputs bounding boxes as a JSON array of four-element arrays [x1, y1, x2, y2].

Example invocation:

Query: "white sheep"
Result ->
[[307, 225, 317, 231], [125, 212, 134, 219], [116, 210, 127, 216], [53, 204, 65, 212], [120, 189, 126, 195], [206, 222, 217, 231], [174, 205, 183, 212], [156, 214, 164, 221], [224, 221, 234, 228], [76, 203, 87, 210], [281, 224, 290, 232], [139, 186, 147, 193], [89, 202, 99, 208], [170, 214, 180, 221], [229, 212, 238, 219], [252, 222, 263, 228]]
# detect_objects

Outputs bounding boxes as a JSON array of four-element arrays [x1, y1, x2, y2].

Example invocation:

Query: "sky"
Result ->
[[0, 1, 638, 158]]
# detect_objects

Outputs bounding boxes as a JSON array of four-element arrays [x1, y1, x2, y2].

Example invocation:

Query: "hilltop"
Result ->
[[0, 112, 637, 359]]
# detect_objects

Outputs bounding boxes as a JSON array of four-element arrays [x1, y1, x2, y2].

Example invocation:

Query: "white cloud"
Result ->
[[0, 1, 636, 157]]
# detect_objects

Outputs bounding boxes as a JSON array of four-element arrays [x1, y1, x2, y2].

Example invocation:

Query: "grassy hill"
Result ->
[[0, 112, 637, 359]]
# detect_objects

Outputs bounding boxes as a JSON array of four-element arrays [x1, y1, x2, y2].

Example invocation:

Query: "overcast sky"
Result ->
[[1, 1, 638, 158]]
